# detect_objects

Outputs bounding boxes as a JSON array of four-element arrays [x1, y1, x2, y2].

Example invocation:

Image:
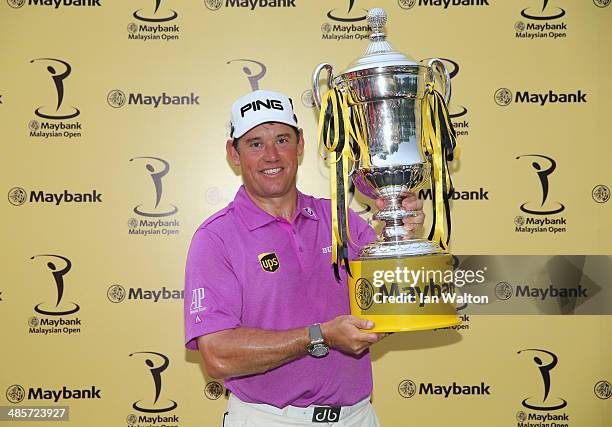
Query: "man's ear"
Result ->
[[226, 139, 240, 167], [297, 128, 305, 157]]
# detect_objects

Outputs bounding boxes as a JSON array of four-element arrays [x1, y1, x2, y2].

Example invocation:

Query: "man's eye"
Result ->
[[250, 142, 263, 149], [278, 138, 288, 145]]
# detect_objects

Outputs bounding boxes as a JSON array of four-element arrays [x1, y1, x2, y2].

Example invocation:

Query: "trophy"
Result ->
[[312, 8, 461, 332]]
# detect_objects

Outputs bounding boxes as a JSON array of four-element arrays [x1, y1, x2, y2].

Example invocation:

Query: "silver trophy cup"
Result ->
[[313, 7, 452, 260]]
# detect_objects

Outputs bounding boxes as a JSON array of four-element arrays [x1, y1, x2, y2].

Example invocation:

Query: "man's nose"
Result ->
[[262, 142, 280, 161]]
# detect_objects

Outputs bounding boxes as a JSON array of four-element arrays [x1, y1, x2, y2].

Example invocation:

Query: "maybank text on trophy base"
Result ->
[[312, 8, 460, 332]]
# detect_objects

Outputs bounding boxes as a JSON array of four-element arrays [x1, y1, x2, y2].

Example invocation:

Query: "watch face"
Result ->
[[311, 344, 329, 358]]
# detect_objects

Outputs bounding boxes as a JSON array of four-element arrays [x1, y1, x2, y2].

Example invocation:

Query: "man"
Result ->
[[184, 90, 424, 426]]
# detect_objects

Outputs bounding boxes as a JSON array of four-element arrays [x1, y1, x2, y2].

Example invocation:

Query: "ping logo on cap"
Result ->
[[258, 252, 280, 272], [240, 99, 284, 117]]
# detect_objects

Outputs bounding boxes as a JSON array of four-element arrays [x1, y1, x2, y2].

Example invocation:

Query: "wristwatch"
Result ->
[[307, 323, 329, 358]]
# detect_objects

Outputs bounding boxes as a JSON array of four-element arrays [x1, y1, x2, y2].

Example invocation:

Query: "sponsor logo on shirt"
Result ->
[[258, 252, 280, 272], [190, 288, 206, 315]]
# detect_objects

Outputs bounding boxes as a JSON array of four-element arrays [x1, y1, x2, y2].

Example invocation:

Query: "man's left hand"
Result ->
[[375, 193, 424, 239]]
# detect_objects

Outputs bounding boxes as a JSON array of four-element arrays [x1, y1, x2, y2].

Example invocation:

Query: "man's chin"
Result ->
[[263, 189, 292, 199], [250, 185, 294, 200]]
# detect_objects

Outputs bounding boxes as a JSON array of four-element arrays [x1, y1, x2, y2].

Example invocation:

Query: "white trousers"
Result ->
[[223, 394, 381, 427]]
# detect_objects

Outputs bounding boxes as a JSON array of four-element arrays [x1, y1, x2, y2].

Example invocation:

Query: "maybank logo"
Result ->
[[320, 0, 369, 42], [398, 0, 489, 10], [106, 284, 183, 303], [127, 0, 180, 42], [258, 252, 280, 272], [355, 278, 374, 310], [28, 386, 101, 401], [514, 154, 568, 235], [204, 381, 225, 400], [125, 287, 183, 301], [418, 187, 489, 201], [28, 254, 84, 336], [594, 380, 611, 399], [126, 156, 180, 237], [107, 90, 199, 108], [126, 23, 180, 42], [8, 188, 102, 206], [514, 348, 571, 426], [514, 1, 569, 39], [592, 185, 610, 204], [5, 384, 101, 403], [494, 284, 588, 301], [494, 89, 587, 106], [398, 379, 491, 398], [5, 385, 25, 403], [204, 0, 296, 11], [28, 58, 84, 139], [7, 0, 101, 9]]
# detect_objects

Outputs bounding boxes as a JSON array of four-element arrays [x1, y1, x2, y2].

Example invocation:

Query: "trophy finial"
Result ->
[[364, 8, 392, 55], [348, 6, 417, 67], [367, 7, 387, 33]]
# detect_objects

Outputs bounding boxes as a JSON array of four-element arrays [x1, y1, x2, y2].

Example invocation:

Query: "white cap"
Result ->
[[229, 90, 298, 139]]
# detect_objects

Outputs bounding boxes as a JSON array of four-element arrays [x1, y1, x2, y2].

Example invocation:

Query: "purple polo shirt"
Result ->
[[184, 186, 376, 408]]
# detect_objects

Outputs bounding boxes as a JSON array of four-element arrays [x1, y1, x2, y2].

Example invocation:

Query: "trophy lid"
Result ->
[[342, 8, 419, 74]]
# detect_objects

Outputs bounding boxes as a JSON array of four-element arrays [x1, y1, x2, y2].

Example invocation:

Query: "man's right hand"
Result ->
[[320, 315, 385, 356], [197, 316, 387, 379]]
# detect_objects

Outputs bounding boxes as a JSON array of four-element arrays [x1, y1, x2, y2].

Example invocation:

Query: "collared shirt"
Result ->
[[184, 186, 376, 408]]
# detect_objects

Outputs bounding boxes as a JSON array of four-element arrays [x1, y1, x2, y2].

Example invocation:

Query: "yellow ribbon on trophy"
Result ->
[[420, 82, 459, 250], [317, 87, 368, 281]]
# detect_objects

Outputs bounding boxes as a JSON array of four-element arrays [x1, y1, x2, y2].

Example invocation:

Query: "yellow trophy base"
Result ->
[[356, 314, 461, 333], [348, 254, 461, 333]]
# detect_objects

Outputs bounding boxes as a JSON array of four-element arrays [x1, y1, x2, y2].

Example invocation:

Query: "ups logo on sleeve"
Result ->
[[258, 252, 280, 273]]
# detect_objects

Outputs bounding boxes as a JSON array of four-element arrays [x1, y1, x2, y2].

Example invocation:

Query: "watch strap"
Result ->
[[308, 323, 324, 345]]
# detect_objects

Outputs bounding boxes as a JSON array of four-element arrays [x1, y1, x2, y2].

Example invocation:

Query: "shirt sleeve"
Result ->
[[184, 227, 242, 350]]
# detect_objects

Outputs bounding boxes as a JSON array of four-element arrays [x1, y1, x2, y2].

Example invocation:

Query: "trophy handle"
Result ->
[[312, 63, 334, 109], [425, 58, 452, 104]]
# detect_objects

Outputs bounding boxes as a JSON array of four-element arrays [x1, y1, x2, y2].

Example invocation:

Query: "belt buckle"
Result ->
[[312, 406, 341, 423]]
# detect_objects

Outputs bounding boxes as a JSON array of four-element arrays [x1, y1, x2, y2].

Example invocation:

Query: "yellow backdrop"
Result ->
[[1, 1, 610, 426]]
